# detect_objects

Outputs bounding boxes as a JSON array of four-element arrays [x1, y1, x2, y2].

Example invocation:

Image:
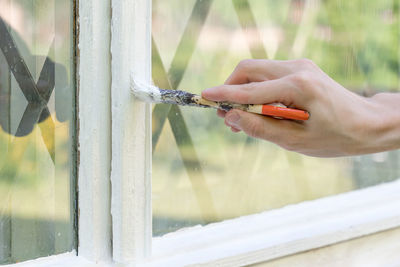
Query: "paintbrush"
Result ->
[[131, 78, 309, 121]]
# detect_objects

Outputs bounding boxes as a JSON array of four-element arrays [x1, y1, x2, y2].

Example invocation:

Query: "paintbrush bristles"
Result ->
[[131, 78, 162, 103]]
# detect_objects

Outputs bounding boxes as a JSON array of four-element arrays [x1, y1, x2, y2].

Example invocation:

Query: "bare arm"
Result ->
[[202, 59, 400, 157], [366, 92, 400, 153]]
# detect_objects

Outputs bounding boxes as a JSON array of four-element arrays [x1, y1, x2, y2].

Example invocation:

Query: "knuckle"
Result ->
[[236, 59, 254, 71], [296, 58, 316, 69], [289, 71, 312, 87], [243, 82, 258, 90], [244, 121, 263, 138]]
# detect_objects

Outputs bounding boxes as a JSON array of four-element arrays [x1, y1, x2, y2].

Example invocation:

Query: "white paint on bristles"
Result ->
[[130, 75, 162, 103]]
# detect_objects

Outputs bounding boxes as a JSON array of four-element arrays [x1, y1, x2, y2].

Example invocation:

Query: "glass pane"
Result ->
[[152, 0, 400, 236], [0, 0, 75, 264]]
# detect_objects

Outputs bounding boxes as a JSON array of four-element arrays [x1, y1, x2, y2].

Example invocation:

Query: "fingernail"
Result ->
[[225, 111, 240, 127]]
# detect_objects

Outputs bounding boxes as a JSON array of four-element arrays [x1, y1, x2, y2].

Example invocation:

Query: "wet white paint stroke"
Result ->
[[131, 76, 162, 103]]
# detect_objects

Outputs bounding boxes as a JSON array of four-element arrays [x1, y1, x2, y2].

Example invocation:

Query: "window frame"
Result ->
[[77, 0, 112, 262], [7, 0, 400, 266], [147, 180, 400, 266], [2, 0, 113, 265], [110, 0, 152, 263]]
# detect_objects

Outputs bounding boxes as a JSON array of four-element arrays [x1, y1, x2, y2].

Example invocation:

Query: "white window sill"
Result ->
[[147, 179, 400, 267], [8, 180, 400, 267], [6, 251, 113, 267]]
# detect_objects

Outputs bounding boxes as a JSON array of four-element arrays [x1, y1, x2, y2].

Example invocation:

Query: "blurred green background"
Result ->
[[152, 0, 400, 236]]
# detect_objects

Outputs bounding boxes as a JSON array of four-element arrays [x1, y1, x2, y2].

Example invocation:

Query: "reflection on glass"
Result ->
[[152, 0, 400, 236], [0, 0, 75, 264]]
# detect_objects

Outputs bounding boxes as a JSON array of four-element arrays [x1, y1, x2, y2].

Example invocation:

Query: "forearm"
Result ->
[[363, 92, 400, 153]]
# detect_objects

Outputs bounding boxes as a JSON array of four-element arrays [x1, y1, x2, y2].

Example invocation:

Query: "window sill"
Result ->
[[148, 179, 400, 267], [8, 252, 105, 267], [10, 179, 400, 267]]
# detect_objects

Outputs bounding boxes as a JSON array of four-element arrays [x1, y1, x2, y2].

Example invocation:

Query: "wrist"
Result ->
[[357, 93, 400, 154]]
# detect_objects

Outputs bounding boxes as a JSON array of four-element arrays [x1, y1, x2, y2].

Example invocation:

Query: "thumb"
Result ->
[[225, 109, 290, 141]]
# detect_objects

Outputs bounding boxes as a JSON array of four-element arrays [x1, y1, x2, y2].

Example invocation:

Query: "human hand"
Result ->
[[202, 59, 400, 157]]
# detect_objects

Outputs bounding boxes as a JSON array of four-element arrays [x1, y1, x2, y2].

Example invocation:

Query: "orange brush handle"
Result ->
[[261, 105, 309, 121]]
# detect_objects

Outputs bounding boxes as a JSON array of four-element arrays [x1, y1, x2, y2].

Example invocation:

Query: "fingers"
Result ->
[[222, 113, 241, 132], [230, 126, 241, 133], [203, 77, 305, 107], [217, 109, 226, 118], [203, 59, 319, 108], [224, 59, 313, 85], [208, 59, 318, 143], [224, 109, 299, 142]]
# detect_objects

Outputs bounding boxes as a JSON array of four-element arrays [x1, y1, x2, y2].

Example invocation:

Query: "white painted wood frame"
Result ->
[[3, 0, 114, 266], [10, 179, 400, 267], [110, 0, 152, 264], [77, 0, 112, 263], [146, 179, 400, 267]]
